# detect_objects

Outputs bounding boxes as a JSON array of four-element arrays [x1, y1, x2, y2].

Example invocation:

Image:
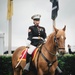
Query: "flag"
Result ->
[[50, 0, 59, 20], [7, 0, 13, 20]]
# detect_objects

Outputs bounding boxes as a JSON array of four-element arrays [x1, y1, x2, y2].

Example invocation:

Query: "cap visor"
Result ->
[[33, 18, 40, 21]]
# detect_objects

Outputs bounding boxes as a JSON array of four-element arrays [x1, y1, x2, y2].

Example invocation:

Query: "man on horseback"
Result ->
[[24, 14, 63, 75], [24, 14, 47, 71]]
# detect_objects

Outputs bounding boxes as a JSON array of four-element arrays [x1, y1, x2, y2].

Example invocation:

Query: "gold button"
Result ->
[[38, 36, 41, 39]]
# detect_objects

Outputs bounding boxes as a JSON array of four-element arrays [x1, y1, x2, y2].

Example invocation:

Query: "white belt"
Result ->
[[32, 37, 43, 40]]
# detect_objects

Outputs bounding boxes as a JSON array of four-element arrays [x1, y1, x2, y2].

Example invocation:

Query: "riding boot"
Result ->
[[24, 53, 32, 71]]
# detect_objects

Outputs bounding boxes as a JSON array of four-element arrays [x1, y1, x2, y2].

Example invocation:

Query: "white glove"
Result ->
[[26, 40, 31, 47], [45, 38, 47, 41], [44, 38, 47, 43]]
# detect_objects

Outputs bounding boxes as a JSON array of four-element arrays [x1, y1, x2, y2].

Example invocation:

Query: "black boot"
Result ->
[[24, 53, 32, 71]]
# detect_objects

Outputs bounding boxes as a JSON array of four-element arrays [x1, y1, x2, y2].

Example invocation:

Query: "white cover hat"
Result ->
[[31, 14, 41, 20]]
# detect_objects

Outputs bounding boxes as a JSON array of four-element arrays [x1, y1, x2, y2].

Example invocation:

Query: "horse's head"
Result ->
[[53, 25, 66, 54]]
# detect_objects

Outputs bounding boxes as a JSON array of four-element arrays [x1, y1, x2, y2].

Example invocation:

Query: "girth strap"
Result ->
[[41, 52, 57, 72]]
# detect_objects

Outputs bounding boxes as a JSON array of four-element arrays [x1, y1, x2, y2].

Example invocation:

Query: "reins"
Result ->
[[36, 34, 59, 73], [44, 45, 57, 56], [36, 30, 65, 73], [40, 51, 57, 72], [36, 43, 57, 73]]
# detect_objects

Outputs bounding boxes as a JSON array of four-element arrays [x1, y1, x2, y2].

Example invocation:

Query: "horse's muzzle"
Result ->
[[58, 48, 65, 55], [58, 48, 65, 51]]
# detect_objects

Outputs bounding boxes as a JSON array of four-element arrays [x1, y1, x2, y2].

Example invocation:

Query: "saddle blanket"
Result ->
[[18, 48, 38, 61]]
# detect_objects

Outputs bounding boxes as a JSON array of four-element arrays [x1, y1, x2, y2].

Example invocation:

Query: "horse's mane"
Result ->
[[46, 31, 55, 44]]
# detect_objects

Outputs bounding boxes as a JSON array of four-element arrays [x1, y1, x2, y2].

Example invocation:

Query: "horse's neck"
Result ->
[[45, 33, 56, 54]]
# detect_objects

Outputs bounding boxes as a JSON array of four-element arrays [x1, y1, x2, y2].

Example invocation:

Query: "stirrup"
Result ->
[[24, 62, 30, 71]]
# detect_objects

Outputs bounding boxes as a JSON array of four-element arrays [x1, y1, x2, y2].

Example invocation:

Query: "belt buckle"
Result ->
[[38, 36, 41, 39]]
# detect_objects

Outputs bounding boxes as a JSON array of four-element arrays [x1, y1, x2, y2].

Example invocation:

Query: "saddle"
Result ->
[[18, 47, 39, 62]]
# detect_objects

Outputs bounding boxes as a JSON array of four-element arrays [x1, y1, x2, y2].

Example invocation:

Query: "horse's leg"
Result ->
[[14, 70, 20, 75], [20, 69, 22, 75], [50, 70, 55, 75], [50, 72, 55, 75], [38, 68, 43, 75], [13, 68, 22, 75]]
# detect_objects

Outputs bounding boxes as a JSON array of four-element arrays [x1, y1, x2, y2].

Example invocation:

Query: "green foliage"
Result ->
[[58, 54, 75, 75], [0, 55, 13, 75], [0, 54, 75, 75]]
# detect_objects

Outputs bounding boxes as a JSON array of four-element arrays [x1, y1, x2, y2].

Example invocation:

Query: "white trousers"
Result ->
[[26, 40, 36, 54], [27, 45, 36, 54]]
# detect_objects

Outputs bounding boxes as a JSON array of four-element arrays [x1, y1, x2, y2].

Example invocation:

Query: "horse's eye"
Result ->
[[57, 37, 59, 40], [64, 37, 66, 40]]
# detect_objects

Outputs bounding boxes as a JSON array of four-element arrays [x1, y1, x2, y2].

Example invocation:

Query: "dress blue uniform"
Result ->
[[24, 14, 47, 71], [28, 25, 46, 47]]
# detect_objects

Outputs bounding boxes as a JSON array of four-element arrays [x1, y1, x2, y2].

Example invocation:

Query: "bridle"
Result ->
[[54, 35, 59, 50], [37, 44, 57, 73], [37, 35, 59, 73], [54, 34, 65, 50], [43, 35, 59, 56], [38, 33, 65, 72], [44, 45, 57, 56]]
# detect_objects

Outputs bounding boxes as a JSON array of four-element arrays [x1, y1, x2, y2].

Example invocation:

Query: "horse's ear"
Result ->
[[53, 25, 58, 33], [63, 25, 66, 31]]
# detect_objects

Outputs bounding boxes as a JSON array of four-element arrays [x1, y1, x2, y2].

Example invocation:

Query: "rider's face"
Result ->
[[33, 20, 40, 26]]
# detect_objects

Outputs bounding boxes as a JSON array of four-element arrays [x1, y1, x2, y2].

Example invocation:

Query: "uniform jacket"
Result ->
[[28, 25, 47, 47]]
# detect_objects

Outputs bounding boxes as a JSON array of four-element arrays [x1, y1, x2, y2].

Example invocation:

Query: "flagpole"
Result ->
[[53, 20, 56, 31], [53, 20, 55, 26], [8, 18, 12, 55], [7, 0, 13, 55]]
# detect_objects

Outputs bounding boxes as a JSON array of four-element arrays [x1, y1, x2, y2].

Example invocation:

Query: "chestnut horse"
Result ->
[[12, 25, 66, 75]]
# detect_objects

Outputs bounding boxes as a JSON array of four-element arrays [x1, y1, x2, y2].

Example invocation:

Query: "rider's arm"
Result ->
[[27, 26, 33, 41], [42, 27, 47, 39]]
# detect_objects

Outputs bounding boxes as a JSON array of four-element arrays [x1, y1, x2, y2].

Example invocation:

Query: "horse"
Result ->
[[12, 25, 66, 75]]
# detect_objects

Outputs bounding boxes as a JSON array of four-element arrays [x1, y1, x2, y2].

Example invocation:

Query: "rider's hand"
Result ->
[[26, 40, 31, 48]]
